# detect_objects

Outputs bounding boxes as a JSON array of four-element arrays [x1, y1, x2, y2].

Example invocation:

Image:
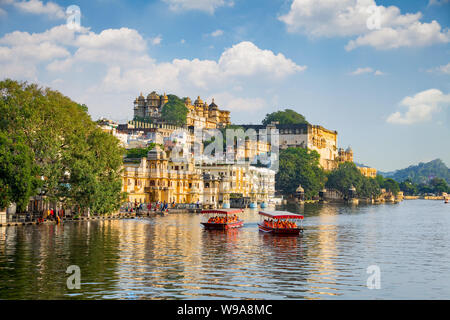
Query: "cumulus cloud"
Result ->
[[12, 0, 65, 19], [163, 0, 234, 14], [279, 0, 450, 50], [0, 25, 305, 120], [387, 89, 450, 124], [345, 20, 450, 51]]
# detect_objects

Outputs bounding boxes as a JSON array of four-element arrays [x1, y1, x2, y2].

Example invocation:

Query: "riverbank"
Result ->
[[404, 195, 447, 200], [0, 213, 137, 227], [0, 208, 205, 228]]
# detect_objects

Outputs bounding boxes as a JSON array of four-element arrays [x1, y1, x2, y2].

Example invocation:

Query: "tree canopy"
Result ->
[[0, 132, 40, 211], [125, 143, 159, 158], [0, 79, 125, 214], [399, 177, 449, 195], [276, 147, 325, 199], [161, 94, 189, 126], [262, 109, 308, 126], [326, 162, 381, 199]]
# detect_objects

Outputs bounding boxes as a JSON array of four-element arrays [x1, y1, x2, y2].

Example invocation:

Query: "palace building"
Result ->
[[121, 145, 275, 207], [185, 96, 231, 129], [133, 91, 231, 129]]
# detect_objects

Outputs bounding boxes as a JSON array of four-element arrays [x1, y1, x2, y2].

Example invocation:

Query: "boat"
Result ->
[[201, 209, 244, 230], [258, 210, 304, 235]]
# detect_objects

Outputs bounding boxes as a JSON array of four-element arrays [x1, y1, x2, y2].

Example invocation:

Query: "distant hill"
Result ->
[[379, 159, 450, 184]]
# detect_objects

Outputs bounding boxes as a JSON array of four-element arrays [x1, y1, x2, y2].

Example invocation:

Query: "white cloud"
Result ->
[[279, 0, 450, 50], [163, 0, 234, 14], [345, 20, 450, 51], [427, 62, 450, 74], [0, 7, 6, 16], [12, 0, 65, 19], [350, 67, 384, 75], [211, 29, 224, 37], [218, 41, 306, 78], [374, 70, 384, 75], [151, 35, 163, 45], [387, 89, 450, 124], [0, 25, 305, 120], [351, 67, 373, 75]]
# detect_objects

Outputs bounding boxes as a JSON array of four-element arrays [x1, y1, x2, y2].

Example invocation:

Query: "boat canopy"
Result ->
[[259, 210, 304, 220], [201, 209, 243, 215]]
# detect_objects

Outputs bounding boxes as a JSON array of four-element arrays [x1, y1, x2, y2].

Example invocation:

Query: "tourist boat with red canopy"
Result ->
[[201, 209, 244, 230], [258, 210, 304, 235]]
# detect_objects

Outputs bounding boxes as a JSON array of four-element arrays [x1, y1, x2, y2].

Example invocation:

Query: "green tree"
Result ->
[[381, 178, 400, 196], [276, 147, 325, 199], [125, 143, 158, 158], [0, 133, 40, 211], [262, 109, 308, 126], [399, 179, 418, 196], [161, 94, 188, 126], [326, 162, 380, 199], [429, 177, 449, 195], [0, 79, 124, 214]]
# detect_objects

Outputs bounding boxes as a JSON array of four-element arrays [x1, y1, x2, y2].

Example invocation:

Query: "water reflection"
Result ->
[[1, 200, 449, 299]]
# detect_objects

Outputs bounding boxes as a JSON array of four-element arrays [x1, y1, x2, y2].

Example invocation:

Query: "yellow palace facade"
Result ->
[[122, 146, 203, 204]]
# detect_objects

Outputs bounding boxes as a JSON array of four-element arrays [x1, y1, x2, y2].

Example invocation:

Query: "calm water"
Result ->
[[0, 200, 449, 299]]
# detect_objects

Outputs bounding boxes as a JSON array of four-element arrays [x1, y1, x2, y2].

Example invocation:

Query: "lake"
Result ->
[[0, 200, 449, 299]]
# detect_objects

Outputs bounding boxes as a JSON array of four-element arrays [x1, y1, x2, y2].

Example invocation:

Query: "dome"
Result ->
[[296, 185, 304, 193], [209, 98, 218, 110], [147, 91, 159, 100], [138, 92, 145, 100], [194, 96, 203, 105], [346, 146, 353, 153], [185, 97, 192, 105]]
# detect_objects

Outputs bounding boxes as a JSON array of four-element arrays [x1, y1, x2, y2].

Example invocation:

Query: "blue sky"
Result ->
[[0, 0, 449, 171]]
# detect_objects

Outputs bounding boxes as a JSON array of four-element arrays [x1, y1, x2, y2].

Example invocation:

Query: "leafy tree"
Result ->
[[381, 178, 400, 196], [161, 94, 188, 126], [125, 143, 158, 158], [429, 177, 449, 195], [326, 162, 380, 199], [399, 179, 419, 196], [0, 79, 124, 214], [276, 147, 325, 199], [262, 109, 308, 126], [0, 133, 41, 211]]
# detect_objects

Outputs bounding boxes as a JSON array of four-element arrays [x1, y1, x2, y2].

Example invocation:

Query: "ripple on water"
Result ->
[[1, 200, 450, 299]]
